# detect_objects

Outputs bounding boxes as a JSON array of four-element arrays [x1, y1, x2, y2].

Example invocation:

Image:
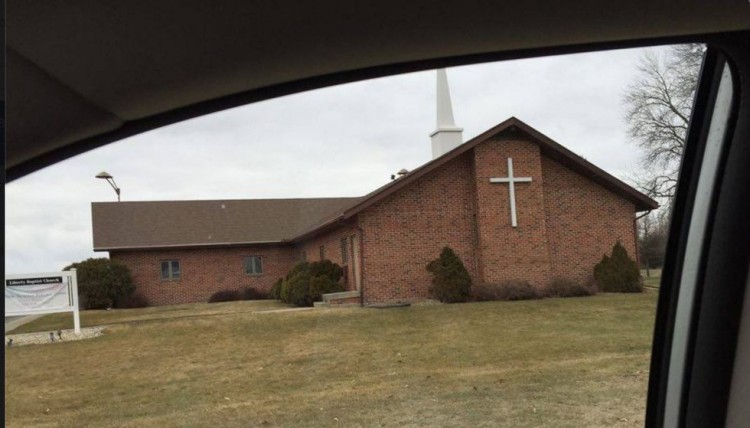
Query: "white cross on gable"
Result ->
[[489, 158, 532, 228]]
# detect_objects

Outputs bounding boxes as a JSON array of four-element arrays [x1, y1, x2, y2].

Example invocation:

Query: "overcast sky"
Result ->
[[5, 46, 666, 274]]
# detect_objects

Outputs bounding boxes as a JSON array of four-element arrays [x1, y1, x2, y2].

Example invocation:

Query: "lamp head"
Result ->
[[96, 171, 113, 180]]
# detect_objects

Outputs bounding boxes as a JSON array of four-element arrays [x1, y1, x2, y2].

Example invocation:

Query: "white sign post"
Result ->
[[5, 269, 81, 334]]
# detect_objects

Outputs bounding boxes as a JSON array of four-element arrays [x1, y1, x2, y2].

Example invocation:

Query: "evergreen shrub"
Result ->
[[426, 247, 472, 303], [63, 258, 135, 309], [270, 278, 284, 300], [279, 260, 345, 307], [593, 241, 643, 293]]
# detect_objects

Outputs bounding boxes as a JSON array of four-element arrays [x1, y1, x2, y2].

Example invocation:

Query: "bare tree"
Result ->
[[637, 209, 669, 277], [624, 44, 705, 204]]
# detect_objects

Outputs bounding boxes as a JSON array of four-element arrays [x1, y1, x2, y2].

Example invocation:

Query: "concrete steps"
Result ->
[[315, 290, 361, 308]]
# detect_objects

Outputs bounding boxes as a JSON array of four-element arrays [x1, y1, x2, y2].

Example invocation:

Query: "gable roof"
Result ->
[[332, 117, 658, 222], [92, 197, 361, 251], [92, 117, 657, 251]]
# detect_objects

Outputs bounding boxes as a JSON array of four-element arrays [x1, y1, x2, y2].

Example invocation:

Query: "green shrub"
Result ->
[[426, 247, 472, 303], [286, 262, 310, 280], [63, 258, 135, 310], [593, 255, 610, 287], [280, 277, 293, 303], [308, 260, 343, 282], [270, 278, 284, 300], [593, 241, 643, 293], [545, 278, 596, 298], [309, 275, 345, 302], [472, 280, 541, 301], [208, 290, 242, 303], [285, 272, 313, 306], [278, 260, 345, 306]]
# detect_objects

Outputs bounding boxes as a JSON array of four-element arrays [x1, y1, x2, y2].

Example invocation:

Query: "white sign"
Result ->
[[5, 270, 81, 334]]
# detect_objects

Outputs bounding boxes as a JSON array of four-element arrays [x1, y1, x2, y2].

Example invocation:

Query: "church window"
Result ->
[[244, 256, 263, 275], [161, 260, 180, 280]]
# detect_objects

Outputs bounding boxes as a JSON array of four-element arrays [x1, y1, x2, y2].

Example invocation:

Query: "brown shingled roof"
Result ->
[[290, 117, 658, 242], [92, 117, 657, 251], [92, 197, 361, 251]]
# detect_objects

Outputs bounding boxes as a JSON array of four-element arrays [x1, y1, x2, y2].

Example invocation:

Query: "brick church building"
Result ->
[[91, 71, 657, 307]]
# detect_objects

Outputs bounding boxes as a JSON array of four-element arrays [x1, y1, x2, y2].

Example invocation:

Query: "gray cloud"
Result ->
[[5, 46, 665, 274]]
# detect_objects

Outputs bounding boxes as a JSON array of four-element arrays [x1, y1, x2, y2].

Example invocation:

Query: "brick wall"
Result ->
[[473, 136, 551, 288], [110, 246, 296, 306], [349, 133, 639, 304], [541, 156, 637, 284], [107, 131, 642, 307], [358, 152, 478, 304], [295, 224, 360, 291]]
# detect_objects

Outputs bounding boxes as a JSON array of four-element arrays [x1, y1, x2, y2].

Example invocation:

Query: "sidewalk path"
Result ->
[[5, 315, 45, 333]]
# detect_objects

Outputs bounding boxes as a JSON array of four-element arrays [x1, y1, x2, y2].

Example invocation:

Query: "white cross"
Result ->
[[489, 158, 532, 227]]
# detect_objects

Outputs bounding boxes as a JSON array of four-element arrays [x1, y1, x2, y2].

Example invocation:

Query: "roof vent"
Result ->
[[391, 169, 410, 180]]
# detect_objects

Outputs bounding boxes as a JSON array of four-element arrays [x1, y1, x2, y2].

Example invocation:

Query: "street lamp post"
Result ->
[[95, 171, 121, 201]]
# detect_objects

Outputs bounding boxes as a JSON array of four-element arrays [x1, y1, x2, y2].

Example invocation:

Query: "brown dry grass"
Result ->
[[641, 269, 662, 289], [7, 300, 288, 334], [5, 292, 658, 427]]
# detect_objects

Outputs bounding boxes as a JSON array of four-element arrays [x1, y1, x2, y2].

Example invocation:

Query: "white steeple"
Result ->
[[429, 69, 464, 159]]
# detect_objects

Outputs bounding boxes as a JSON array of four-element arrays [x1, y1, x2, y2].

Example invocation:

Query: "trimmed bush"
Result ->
[[309, 275, 345, 302], [208, 290, 242, 303], [63, 258, 135, 310], [280, 277, 293, 303], [472, 280, 541, 301], [285, 272, 313, 306], [279, 262, 309, 304], [286, 262, 310, 280], [241, 287, 268, 300], [594, 241, 643, 293], [278, 260, 345, 306], [308, 260, 343, 283], [117, 291, 150, 308], [426, 247, 472, 303], [545, 278, 596, 298], [270, 278, 284, 300]]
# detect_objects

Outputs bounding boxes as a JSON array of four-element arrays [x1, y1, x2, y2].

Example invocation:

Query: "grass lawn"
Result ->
[[641, 269, 662, 289], [6, 300, 289, 335], [6, 292, 658, 427]]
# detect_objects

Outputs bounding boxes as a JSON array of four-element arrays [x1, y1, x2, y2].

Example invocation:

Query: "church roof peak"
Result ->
[[91, 117, 658, 250], [336, 117, 658, 226]]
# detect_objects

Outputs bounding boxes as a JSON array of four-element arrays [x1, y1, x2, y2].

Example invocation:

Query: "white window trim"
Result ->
[[161, 260, 181, 281], [244, 256, 264, 276]]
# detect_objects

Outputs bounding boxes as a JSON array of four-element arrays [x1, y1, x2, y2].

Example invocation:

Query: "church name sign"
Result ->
[[5, 270, 81, 334]]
